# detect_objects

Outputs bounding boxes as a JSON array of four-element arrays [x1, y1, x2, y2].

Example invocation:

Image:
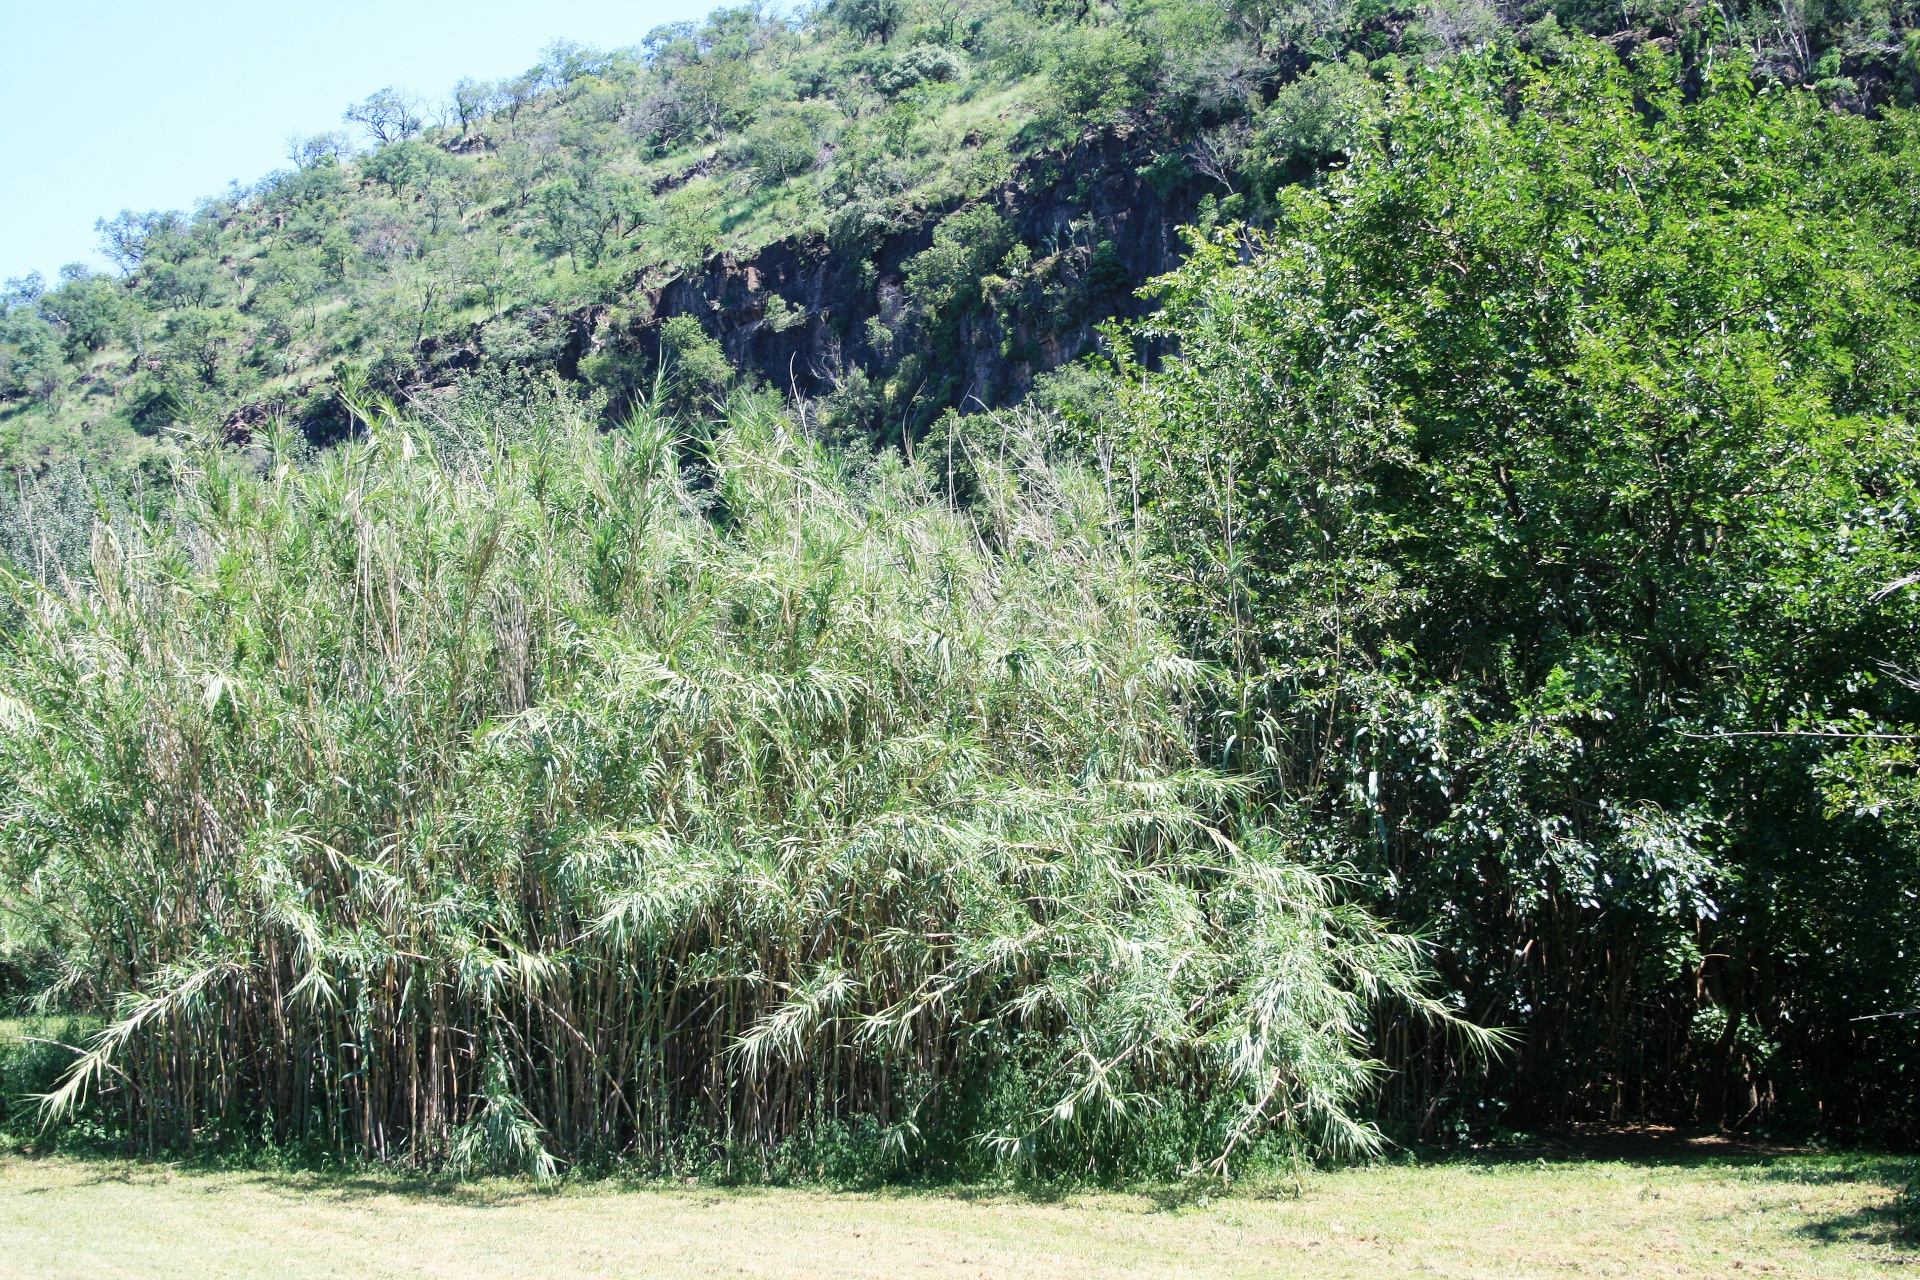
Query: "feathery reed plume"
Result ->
[[0, 391, 1478, 1176]]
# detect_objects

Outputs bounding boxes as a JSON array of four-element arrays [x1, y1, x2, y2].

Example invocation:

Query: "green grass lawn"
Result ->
[[0, 1140, 1911, 1278]]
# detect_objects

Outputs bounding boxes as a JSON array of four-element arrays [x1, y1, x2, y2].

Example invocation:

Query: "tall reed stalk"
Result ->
[[0, 390, 1471, 1176]]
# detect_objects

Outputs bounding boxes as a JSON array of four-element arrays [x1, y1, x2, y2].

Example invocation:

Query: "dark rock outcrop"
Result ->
[[603, 128, 1210, 419], [326, 129, 1213, 440]]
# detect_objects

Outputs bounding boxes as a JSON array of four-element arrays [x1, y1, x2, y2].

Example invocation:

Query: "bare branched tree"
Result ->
[[345, 87, 424, 146]]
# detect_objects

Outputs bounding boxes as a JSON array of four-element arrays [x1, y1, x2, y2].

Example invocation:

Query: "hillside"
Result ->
[[5, 0, 1917, 480]]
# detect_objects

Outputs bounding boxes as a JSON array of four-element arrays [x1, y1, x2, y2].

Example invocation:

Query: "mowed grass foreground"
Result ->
[[0, 1148, 1910, 1279]]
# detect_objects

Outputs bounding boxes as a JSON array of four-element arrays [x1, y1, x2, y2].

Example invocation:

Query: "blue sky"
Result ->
[[0, 0, 713, 284]]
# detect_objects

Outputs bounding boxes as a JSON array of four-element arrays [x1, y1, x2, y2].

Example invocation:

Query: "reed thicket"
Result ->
[[0, 388, 1468, 1177]]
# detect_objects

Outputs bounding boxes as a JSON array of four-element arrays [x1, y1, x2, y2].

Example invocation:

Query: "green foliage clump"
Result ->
[[743, 113, 824, 184], [658, 313, 733, 407], [1048, 28, 1161, 132], [0, 1020, 93, 1145], [0, 300, 63, 405], [905, 206, 1015, 342]]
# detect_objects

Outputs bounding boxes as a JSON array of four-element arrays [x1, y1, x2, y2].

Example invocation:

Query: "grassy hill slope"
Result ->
[[5, 0, 1915, 482]]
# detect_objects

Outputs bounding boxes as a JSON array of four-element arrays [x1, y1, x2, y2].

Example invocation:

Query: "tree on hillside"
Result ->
[[95, 210, 185, 276], [345, 87, 424, 145], [449, 77, 498, 133]]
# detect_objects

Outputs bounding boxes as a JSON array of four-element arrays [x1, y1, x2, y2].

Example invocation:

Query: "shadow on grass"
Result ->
[[6, 1148, 1254, 1214], [1408, 1130, 1919, 1256], [1794, 1199, 1917, 1252], [1401, 1126, 1900, 1175], [82, 1161, 568, 1208], [8, 1124, 1915, 1234], [933, 1177, 1254, 1211], [1774, 1157, 1920, 1255]]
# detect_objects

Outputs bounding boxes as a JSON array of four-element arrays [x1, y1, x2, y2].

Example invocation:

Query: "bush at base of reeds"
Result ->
[[0, 388, 1475, 1179]]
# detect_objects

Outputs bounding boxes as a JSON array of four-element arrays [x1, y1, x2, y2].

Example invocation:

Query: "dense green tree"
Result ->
[[0, 308, 64, 405], [360, 138, 454, 197], [837, 0, 905, 43], [36, 267, 124, 360], [904, 206, 1014, 341], [1095, 45, 1920, 1137], [94, 209, 186, 274], [658, 313, 733, 405], [743, 112, 824, 183]]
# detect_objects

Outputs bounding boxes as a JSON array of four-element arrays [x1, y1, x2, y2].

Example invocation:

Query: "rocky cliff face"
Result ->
[[372, 130, 1205, 443], [602, 129, 1207, 421]]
